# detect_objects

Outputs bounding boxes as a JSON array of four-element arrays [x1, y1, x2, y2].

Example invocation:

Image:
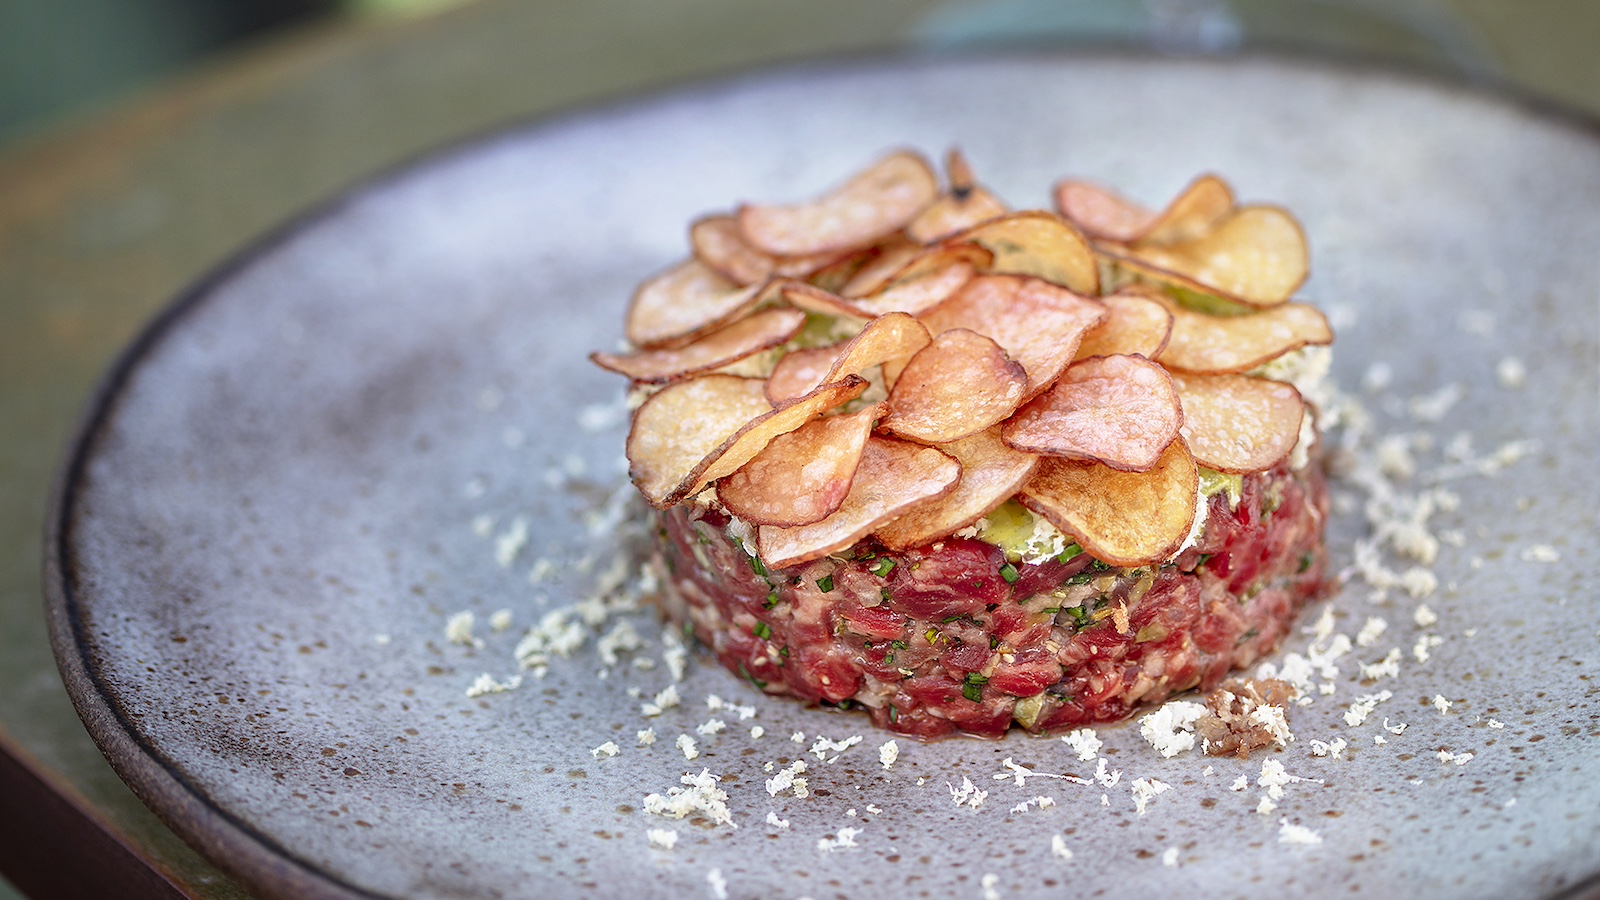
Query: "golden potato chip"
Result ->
[[1147, 291, 1333, 374], [851, 259, 975, 318], [839, 238, 924, 298], [875, 427, 1040, 550], [882, 328, 1027, 444], [717, 404, 883, 527], [593, 307, 806, 383], [1018, 440, 1199, 567], [627, 375, 868, 508], [813, 311, 932, 388], [625, 259, 768, 348], [1002, 354, 1183, 472], [1140, 174, 1235, 246], [1126, 205, 1308, 307], [765, 344, 844, 404], [920, 274, 1106, 400], [691, 215, 775, 285], [780, 281, 873, 320], [1171, 372, 1305, 473], [954, 212, 1100, 295], [907, 150, 1008, 243], [1073, 290, 1173, 360], [737, 151, 939, 256], [1054, 180, 1155, 244], [627, 375, 773, 507], [757, 437, 960, 569], [693, 376, 870, 492]]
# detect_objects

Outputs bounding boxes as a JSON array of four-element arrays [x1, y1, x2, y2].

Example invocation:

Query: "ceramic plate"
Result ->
[[46, 55, 1600, 899]]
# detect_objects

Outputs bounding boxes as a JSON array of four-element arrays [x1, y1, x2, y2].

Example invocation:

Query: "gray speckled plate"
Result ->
[[46, 54, 1600, 900]]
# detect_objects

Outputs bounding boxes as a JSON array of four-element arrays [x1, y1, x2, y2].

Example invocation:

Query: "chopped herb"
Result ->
[[941, 614, 963, 624], [753, 622, 772, 640], [1089, 559, 1114, 572], [888, 705, 899, 723], [1041, 607, 1060, 615], [891, 640, 908, 650], [1065, 572, 1094, 586], [738, 662, 766, 689], [999, 562, 1020, 584], [779, 646, 790, 658], [924, 628, 940, 645], [1196, 553, 1214, 565], [880, 587, 893, 603], [1298, 552, 1314, 573], [695, 529, 712, 546], [964, 672, 989, 685], [1063, 606, 1090, 627], [748, 554, 768, 577], [870, 558, 896, 578], [1057, 542, 1083, 563], [791, 576, 803, 585], [816, 575, 835, 593], [961, 673, 988, 703], [763, 590, 779, 610], [989, 636, 999, 649], [1235, 627, 1259, 646]]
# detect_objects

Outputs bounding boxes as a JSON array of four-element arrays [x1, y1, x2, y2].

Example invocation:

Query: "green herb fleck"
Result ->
[[999, 562, 1020, 584], [880, 587, 893, 603], [1236, 627, 1259, 647], [1298, 552, 1314, 573], [871, 558, 896, 578], [816, 575, 835, 593], [888, 705, 899, 723], [748, 554, 768, 577], [1065, 572, 1094, 586], [753, 622, 772, 640], [961, 673, 988, 703], [738, 662, 767, 688], [763, 590, 779, 610], [1064, 606, 1090, 627], [1056, 542, 1083, 563]]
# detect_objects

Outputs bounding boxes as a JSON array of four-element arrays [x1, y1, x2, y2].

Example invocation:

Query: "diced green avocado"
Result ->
[[1199, 467, 1243, 507], [972, 500, 1057, 563]]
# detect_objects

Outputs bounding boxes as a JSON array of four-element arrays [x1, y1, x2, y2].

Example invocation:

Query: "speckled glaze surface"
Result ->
[[46, 55, 1600, 899]]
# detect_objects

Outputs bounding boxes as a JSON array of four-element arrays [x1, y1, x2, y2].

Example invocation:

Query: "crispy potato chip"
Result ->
[[851, 259, 975, 318], [627, 375, 773, 507], [1171, 373, 1305, 473], [717, 404, 883, 527], [691, 215, 775, 285], [1018, 440, 1199, 567], [875, 427, 1040, 550], [1126, 205, 1308, 307], [765, 344, 844, 405], [1002, 354, 1183, 472], [757, 437, 960, 569], [1054, 180, 1155, 244], [626, 259, 767, 348], [814, 311, 932, 388], [953, 211, 1099, 295], [780, 281, 872, 320], [737, 151, 939, 256], [840, 238, 923, 298], [693, 376, 870, 492], [593, 307, 806, 383], [1147, 290, 1333, 374], [907, 150, 1008, 243], [1140, 174, 1235, 246], [628, 375, 868, 509], [882, 328, 1027, 444], [1073, 290, 1173, 360], [920, 275, 1106, 400]]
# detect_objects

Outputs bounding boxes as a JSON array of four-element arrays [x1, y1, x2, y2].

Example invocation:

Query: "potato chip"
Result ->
[[718, 404, 883, 527], [1147, 291, 1333, 374], [1073, 290, 1173, 360], [850, 259, 976, 318], [737, 151, 939, 256], [954, 212, 1099, 295], [1054, 180, 1155, 244], [691, 215, 775, 285], [757, 437, 960, 569], [882, 328, 1027, 444], [1126, 205, 1308, 307], [839, 238, 924, 298], [765, 344, 844, 404], [875, 427, 1040, 550], [919, 274, 1106, 400], [1140, 174, 1235, 246], [1002, 354, 1182, 472], [780, 281, 873, 320], [625, 259, 768, 348], [1171, 373, 1305, 473], [1018, 440, 1199, 567], [907, 150, 1008, 243], [693, 376, 871, 492], [593, 307, 806, 383], [627, 375, 773, 507], [815, 310, 932, 386]]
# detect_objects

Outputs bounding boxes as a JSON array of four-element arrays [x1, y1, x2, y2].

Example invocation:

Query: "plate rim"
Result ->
[[40, 47, 1600, 900]]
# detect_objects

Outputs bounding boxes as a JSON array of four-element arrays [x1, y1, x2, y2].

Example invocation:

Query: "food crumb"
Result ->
[[637, 728, 656, 746], [1496, 356, 1526, 388], [591, 741, 620, 759], [766, 811, 789, 829], [1309, 738, 1348, 759], [696, 719, 726, 736], [750, 726, 765, 739], [948, 776, 988, 810], [981, 873, 1001, 900], [1139, 701, 1207, 758], [1050, 835, 1074, 861], [1161, 847, 1179, 867], [1278, 819, 1323, 845], [1355, 617, 1388, 647], [488, 609, 514, 632], [879, 740, 900, 770], [646, 828, 678, 849], [1520, 544, 1560, 563], [676, 734, 698, 761], [707, 868, 728, 900], [464, 673, 520, 698], [1061, 728, 1102, 761], [1413, 604, 1438, 627], [1230, 776, 1249, 792], [1197, 678, 1296, 758], [817, 826, 862, 852], [1487, 718, 1504, 729], [1130, 778, 1171, 815], [445, 611, 479, 648], [1432, 695, 1452, 715], [1437, 749, 1474, 766]]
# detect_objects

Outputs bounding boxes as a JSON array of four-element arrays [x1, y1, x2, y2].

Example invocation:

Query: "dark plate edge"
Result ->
[[38, 45, 1600, 900]]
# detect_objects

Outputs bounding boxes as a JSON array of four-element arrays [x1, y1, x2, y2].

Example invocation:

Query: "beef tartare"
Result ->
[[595, 150, 1335, 738]]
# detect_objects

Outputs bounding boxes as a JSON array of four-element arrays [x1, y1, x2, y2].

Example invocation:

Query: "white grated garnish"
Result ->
[[637, 728, 656, 746], [1413, 604, 1438, 627], [1050, 835, 1074, 861], [464, 673, 521, 698], [1162, 847, 1180, 867], [879, 740, 900, 770], [809, 735, 863, 763], [1355, 616, 1388, 647], [707, 868, 727, 900], [1437, 750, 1474, 766], [766, 811, 789, 829], [646, 828, 678, 850], [1309, 738, 1347, 759], [445, 611, 480, 648], [1061, 728, 1102, 761], [817, 826, 862, 852], [948, 776, 988, 810], [675, 734, 698, 761], [1130, 778, 1171, 815], [1139, 700, 1208, 758], [1432, 695, 1452, 715], [640, 684, 681, 718], [1278, 819, 1323, 845], [643, 769, 734, 828], [591, 741, 620, 759], [696, 719, 726, 736], [1520, 544, 1560, 563], [1343, 690, 1393, 727]]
